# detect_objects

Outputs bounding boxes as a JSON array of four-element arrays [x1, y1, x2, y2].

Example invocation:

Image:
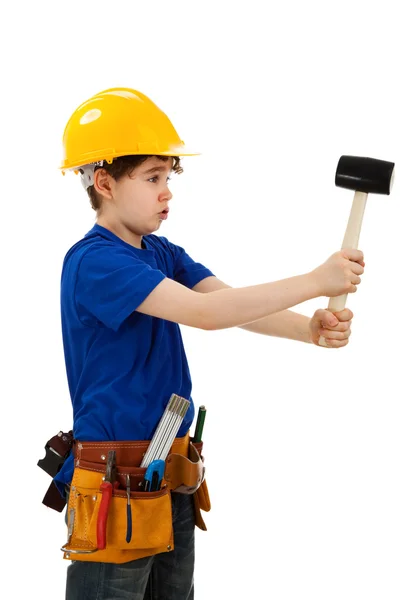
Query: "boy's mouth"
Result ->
[[159, 208, 169, 220]]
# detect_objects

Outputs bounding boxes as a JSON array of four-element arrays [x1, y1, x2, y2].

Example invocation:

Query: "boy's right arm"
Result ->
[[136, 249, 364, 331]]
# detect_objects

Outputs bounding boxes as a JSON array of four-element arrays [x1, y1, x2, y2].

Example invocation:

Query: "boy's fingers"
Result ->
[[333, 308, 353, 322], [350, 262, 364, 275], [315, 309, 339, 328], [324, 338, 349, 348], [319, 329, 351, 340], [342, 248, 364, 264], [321, 321, 351, 332]]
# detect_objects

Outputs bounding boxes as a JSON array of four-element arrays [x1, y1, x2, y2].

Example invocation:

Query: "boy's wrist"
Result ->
[[303, 271, 323, 300]]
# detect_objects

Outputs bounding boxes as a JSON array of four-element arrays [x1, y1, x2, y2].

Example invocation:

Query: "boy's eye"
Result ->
[[148, 175, 172, 183]]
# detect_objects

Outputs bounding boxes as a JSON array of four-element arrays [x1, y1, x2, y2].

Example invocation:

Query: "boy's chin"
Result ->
[[152, 220, 163, 232]]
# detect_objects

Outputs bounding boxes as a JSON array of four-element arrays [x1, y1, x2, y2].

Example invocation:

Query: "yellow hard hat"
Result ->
[[60, 87, 198, 171]]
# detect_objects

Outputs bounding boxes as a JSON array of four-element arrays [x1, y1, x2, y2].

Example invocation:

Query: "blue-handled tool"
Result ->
[[143, 459, 165, 492], [126, 474, 132, 543]]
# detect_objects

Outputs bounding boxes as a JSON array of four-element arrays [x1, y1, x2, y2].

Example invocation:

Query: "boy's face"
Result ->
[[100, 156, 173, 237]]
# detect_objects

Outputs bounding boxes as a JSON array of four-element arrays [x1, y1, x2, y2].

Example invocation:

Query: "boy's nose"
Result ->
[[160, 187, 173, 202]]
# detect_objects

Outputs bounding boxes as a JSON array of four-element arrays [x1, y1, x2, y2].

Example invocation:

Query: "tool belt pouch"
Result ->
[[162, 440, 211, 531], [62, 465, 173, 559], [164, 441, 205, 494], [188, 440, 211, 531], [163, 440, 211, 530]]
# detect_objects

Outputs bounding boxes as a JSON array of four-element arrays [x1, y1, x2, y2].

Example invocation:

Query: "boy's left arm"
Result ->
[[192, 276, 352, 348]]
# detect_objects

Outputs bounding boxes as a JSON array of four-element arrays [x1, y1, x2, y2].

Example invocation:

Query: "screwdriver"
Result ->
[[193, 406, 206, 443], [126, 474, 132, 543]]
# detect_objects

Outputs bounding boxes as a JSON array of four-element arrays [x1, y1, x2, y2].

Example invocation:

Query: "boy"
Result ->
[[55, 88, 364, 599]]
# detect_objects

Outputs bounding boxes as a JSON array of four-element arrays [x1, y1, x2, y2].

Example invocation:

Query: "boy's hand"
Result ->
[[309, 308, 353, 348], [311, 249, 365, 298]]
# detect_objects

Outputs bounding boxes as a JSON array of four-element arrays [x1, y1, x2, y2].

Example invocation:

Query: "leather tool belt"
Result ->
[[60, 433, 211, 564]]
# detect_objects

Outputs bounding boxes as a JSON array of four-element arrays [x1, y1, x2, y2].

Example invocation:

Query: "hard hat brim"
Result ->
[[60, 146, 200, 171]]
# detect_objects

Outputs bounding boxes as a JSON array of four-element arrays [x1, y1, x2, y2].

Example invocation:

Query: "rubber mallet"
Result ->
[[319, 155, 395, 346]]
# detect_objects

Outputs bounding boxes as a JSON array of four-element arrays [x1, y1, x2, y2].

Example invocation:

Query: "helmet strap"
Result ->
[[79, 161, 104, 190]]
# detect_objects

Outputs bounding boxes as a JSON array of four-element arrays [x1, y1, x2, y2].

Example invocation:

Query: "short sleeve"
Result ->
[[170, 242, 215, 289], [75, 244, 166, 331]]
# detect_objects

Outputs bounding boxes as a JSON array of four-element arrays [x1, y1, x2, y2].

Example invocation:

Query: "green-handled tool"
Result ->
[[193, 405, 206, 443]]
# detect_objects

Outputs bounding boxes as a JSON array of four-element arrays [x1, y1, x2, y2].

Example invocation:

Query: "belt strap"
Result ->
[[73, 433, 190, 468]]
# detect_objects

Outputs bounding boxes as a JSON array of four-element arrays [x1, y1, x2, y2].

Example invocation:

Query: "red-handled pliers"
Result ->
[[97, 450, 116, 550]]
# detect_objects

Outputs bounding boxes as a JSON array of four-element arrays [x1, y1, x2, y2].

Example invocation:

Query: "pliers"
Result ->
[[97, 450, 116, 550]]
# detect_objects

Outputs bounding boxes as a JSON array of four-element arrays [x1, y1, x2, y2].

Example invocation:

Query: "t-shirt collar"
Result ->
[[87, 224, 155, 254]]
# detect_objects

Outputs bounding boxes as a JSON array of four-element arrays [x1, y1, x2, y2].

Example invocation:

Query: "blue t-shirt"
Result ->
[[53, 224, 214, 495]]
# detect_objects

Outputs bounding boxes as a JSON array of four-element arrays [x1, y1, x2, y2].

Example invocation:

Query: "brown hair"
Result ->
[[85, 155, 183, 211]]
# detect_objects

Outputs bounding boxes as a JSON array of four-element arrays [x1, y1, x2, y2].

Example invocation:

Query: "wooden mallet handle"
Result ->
[[318, 155, 395, 347], [327, 191, 367, 311]]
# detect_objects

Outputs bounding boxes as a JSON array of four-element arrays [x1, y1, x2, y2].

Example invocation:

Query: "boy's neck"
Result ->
[[96, 217, 144, 250]]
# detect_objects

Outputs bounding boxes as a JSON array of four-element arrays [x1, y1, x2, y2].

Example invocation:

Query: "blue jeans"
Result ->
[[65, 492, 195, 600]]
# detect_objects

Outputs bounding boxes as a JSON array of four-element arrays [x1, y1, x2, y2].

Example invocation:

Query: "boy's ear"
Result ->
[[94, 168, 113, 199]]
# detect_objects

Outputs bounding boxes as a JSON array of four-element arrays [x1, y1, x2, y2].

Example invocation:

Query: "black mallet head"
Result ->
[[335, 155, 395, 195]]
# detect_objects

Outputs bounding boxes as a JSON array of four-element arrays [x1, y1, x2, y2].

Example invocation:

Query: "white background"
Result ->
[[2, 1, 400, 598]]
